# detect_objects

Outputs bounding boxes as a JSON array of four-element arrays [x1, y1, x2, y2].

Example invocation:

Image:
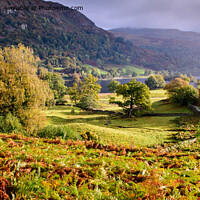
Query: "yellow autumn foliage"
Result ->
[[0, 44, 53, 134]]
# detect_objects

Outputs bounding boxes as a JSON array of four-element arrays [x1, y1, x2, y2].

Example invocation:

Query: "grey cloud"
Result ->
[[46, 0, 200, 32]]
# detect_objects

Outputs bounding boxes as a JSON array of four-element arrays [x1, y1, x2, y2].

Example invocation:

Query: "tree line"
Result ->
[[1, 44, 199, 135], [0, 44, 67, 134]]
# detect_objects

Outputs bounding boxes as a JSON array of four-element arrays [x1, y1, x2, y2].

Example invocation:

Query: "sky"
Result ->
[[46, 0, 200, 32]]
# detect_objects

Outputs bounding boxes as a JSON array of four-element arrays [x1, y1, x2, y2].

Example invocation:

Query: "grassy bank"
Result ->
[[0, 127, 199, 199], [46, 90, 192, 147], [46, 106, 176, 146]]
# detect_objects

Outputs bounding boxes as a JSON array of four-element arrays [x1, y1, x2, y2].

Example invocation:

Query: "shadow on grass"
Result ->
[[47, 116, 69, 124], [164, 114, 200, 144], [163, 133, 179, 144], [152, 100, 191, 114], [47, 115, 108, 125], [47, 106, 190, 146], [163, 132, 199, 145], [61, 111, 105, 116]]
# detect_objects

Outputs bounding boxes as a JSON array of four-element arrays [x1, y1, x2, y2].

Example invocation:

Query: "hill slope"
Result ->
[[0, 130, 199, 199], [0, 0, 176, 71], [110, 28, 200, 74]]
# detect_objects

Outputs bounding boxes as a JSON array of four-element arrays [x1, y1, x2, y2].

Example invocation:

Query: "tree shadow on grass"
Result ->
[[163, 115, 199, 144], [47, 108, 184, 146], [61, 111, 105, 116], [47, 116, 68, 124], [47, 115, 108, 125]]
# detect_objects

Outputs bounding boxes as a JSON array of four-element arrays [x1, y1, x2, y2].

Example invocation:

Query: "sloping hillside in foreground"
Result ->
[[0, 126, 199, 199]]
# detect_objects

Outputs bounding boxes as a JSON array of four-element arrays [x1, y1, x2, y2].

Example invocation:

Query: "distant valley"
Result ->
[[110, 27, 200, 74]]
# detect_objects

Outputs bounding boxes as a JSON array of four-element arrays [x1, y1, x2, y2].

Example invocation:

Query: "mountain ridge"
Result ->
[[110, 27, 200, 41], [110, 27, 200, 74], [0, 0, 191, 73]]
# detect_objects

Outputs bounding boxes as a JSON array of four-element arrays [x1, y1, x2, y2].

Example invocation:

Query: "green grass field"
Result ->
[[153, 101, 192, 113], [56, 64, 153, 79], [150, 90, 192, 113], [83, 64, 109, 75], [105, 65, 145, 75], [45, 89, 191, 147], [1, 89, 199, 199], [105, 64, 155, 77], [46, 106, 177, 146], [124, 65, 146, 75], [54, 67, 65, 71], [150, 89, 166, 102]]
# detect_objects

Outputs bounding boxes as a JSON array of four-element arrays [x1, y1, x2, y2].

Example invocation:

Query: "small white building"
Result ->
[[7, 9, 14, 14], [21, 24, 28, 30]]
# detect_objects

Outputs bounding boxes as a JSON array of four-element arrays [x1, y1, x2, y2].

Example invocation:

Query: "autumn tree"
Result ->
[[0, 44, 53, 134], [37, 67, 49, 79], [38, 70, 67, 104], [180, 74, 190, 83], [109, 79, 152, 116], [164, 78, 189, 98], [187, 73, 197, 82], [68, 83, 80, 104], [171, 86, 199, 105], [79, 74, 101, 99], [72, 73, 81, 84], [108, 80, 121, 93], [145, 75, 165, 90], [68, 74, 101, 109]]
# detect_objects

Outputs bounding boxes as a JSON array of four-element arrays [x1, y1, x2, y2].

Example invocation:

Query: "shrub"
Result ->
[[77, 95, 98, 109], [164, 78, 189, 97], [80, 131, 98, 141], [171, 86, 199, 105], [0, 113, 23, 133], [108, 80, 121, 93], [132, 72, 138, 77], [37, 125, 82, 140], [19, 109, 48, 135], [145, 75, 165, 90]]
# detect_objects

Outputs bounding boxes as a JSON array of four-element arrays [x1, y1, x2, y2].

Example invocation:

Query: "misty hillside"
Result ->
[[0, 0, 177, 71], [110, 28, 200, 41], [110, 28, 200, 74]]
